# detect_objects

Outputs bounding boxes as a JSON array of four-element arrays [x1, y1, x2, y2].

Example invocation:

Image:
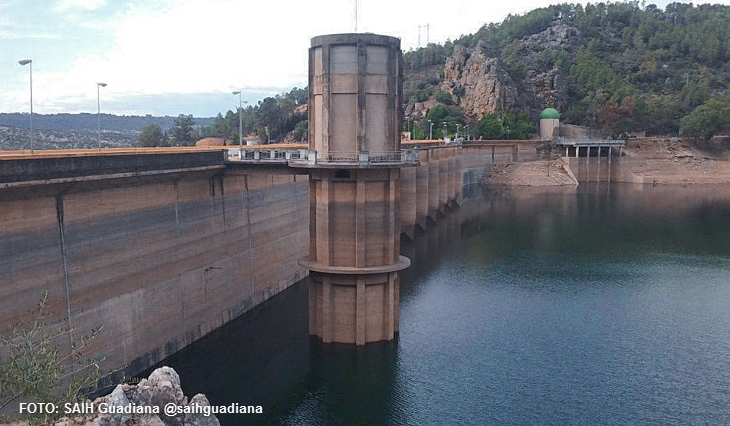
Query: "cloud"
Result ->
[[0, 31, 58, 40], [3, 0, 548, 115], [55, 0, 107, 11], [30, 0, 317, 112]]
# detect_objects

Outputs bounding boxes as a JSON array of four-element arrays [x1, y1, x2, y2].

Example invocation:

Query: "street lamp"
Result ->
[[456, 124, 461, 139], [232, 91, 247, 154], [97, 82, 107, 150], [443, 124, 447, 140], [18, 59, 33, 153], [428, 120, 433, 140]]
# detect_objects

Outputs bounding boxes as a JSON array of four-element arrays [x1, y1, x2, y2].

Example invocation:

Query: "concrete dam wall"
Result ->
[[0, 143, 523, 379], [0, 153, 309, 379]]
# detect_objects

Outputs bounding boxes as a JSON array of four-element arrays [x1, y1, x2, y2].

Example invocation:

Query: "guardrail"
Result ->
[[226, 148, 420, 166], [225, 148, 308, 163], [292, 150, 420, 166], [555, 137, 626, 146]]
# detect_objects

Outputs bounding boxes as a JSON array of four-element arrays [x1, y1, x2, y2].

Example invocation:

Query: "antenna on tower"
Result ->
[[418, 24, 430, 47], [354, 0, 359, 32]]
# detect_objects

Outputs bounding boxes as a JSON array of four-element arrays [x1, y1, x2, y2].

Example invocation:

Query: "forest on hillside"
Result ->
[[403, 1, 730, 140]]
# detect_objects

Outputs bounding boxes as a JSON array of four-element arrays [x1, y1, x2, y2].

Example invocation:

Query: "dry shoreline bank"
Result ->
[[486, 138, 730, 186]]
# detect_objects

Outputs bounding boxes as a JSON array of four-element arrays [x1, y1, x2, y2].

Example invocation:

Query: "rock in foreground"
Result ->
[[50, 367, 220, 426]]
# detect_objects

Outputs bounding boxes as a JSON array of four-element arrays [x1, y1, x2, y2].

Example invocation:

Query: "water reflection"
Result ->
[[146, 183, 730, 425]]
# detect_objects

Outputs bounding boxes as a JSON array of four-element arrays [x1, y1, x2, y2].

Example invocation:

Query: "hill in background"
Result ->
[[0, 113, 215, 150], [403, 2, 730, 140]]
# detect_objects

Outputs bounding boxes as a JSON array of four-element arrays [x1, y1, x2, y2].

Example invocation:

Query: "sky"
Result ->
[[0, 0, 723, 117]]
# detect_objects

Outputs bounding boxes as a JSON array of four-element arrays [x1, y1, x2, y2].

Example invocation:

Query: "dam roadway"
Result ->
[[0, 141, 538, 382]]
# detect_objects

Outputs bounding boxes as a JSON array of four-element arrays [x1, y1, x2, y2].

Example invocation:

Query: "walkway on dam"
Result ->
[[0, 139, 542, 162]]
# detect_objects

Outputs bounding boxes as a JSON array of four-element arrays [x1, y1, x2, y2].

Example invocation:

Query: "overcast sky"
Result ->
[[0, 0, 723, 117]]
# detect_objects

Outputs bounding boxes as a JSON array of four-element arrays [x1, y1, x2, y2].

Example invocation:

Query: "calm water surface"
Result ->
[[149, 183, 730, 425]]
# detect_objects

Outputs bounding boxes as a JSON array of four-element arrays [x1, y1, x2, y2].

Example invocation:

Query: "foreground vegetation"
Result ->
[[0, 293, 104, 425]]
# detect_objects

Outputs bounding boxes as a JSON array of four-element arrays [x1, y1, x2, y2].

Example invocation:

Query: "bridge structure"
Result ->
[[554, 136, 625, 158]]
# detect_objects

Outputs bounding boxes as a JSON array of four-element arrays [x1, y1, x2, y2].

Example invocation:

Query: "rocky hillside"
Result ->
[[441, 42, 519, 117], [441, 22, 580, 117], [404, 2, 730, 139]]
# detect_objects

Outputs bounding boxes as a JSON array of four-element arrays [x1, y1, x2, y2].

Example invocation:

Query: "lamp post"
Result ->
[[97, 82, 107, 150], [443, 123, 447, 141], [232, 91, 247, 155], [428, 120, 433, 140], [18, 59, 33, 154], [456, 124, 461, 139]]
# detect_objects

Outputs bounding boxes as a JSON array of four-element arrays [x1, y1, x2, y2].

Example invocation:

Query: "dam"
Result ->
[[0, 138, 533, 381]]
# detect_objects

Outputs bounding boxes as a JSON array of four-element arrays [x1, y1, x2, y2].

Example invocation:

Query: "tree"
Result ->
[[597, 96, 636, 138], [680, 104, 721, 140], [426, 104, 450, 124], [1, 292, 104, 425], [500, 110, 534, 139], [256, 97, 282, 142], [137, 124, 164, 147], [291, 120, 308, 142], [433, 90, 453, 105], [478, 113, 504, 139], [169, 114, 195, 146], [642, 95, 682, 136]]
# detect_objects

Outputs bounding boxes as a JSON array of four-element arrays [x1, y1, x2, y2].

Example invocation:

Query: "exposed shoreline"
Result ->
[[486, 138, 730, 187]]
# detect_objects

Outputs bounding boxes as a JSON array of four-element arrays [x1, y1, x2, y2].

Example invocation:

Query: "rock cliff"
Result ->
[[441, 42, 519, 117], [441, 21, 581, 118]]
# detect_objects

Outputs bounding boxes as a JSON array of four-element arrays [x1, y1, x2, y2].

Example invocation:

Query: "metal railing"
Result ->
[[226, 148, 309, 163], [555, 137, 626, 146], [226, 148, 420, 166], [293, 150, 420, 166]]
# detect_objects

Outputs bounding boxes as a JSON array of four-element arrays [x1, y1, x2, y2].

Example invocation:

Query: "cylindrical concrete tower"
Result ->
[[297, 33, 409, 345]]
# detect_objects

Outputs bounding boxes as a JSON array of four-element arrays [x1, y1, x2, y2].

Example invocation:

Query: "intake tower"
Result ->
[[295, 33, 409, 344]]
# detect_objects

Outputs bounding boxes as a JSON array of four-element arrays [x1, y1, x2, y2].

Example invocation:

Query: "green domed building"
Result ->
[[539, 108, 561, 139], [540, 108, 561, 120]]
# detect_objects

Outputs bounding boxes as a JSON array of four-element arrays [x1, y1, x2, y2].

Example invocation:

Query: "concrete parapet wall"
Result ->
[[0, 151, 224, 187]]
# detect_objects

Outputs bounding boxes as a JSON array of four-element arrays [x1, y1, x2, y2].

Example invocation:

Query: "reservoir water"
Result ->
[[148, 183, 730, 425]]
